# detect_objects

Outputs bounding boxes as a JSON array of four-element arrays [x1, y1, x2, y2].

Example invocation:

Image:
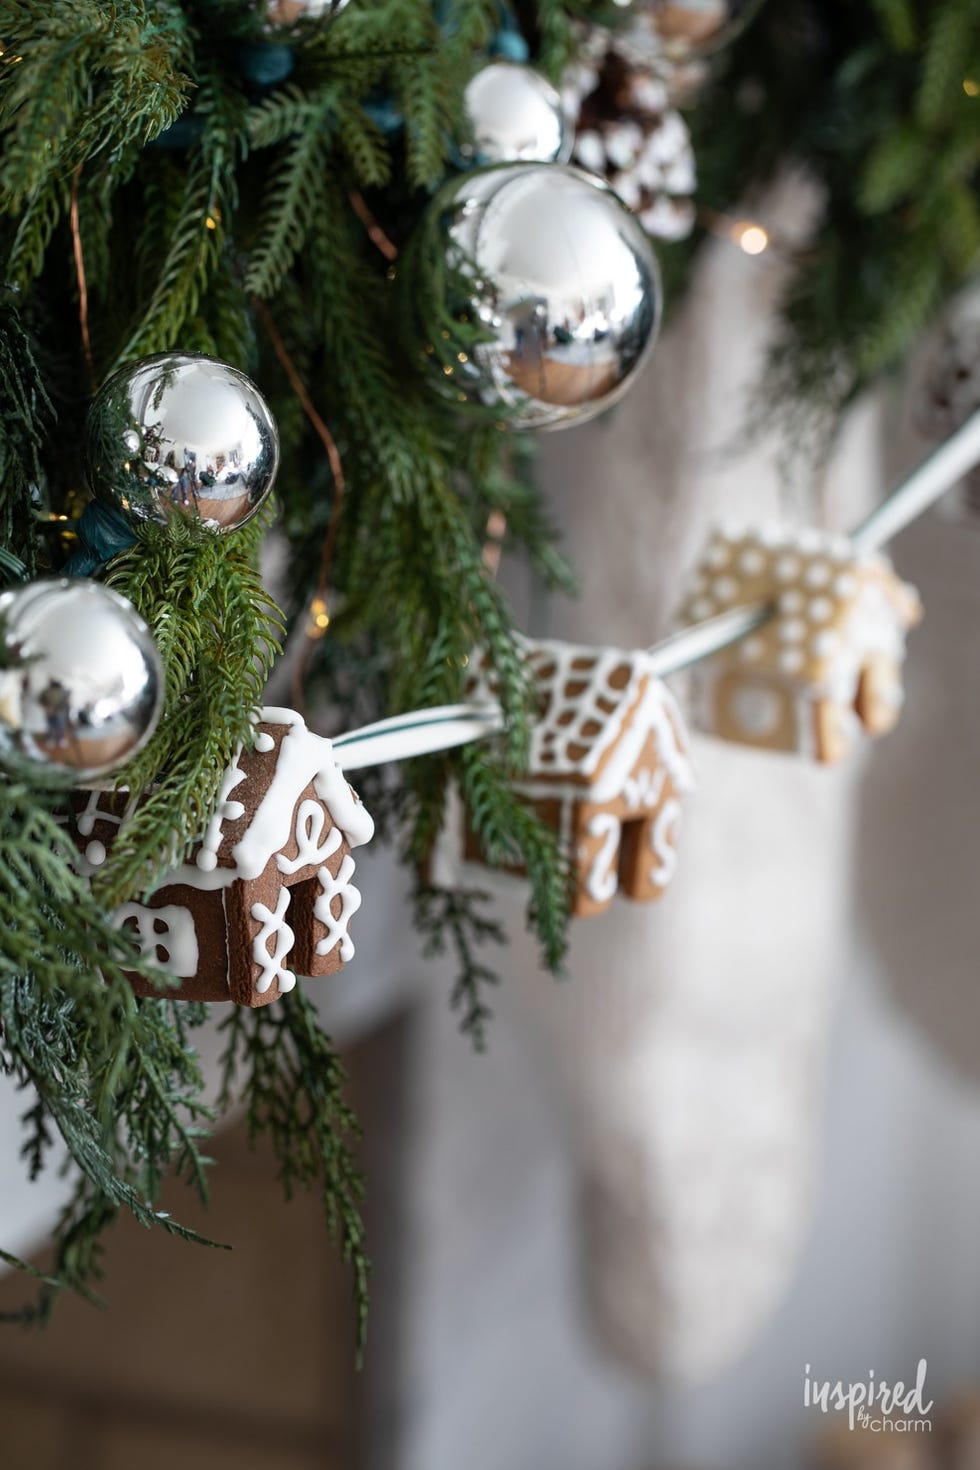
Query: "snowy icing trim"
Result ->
[[583, 812, 621, 904], [160, 707, 374, 892], [649, 797, 682, 888], [233, 707, 375, 871], [251, 888, 296, 995], [467, 637, 696, 798], [115, 902, 200, 979], [313, 854, 362, 964]]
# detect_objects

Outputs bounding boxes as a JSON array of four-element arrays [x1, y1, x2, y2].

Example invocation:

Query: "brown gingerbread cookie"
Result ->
[[72, 707, 374, 1006]]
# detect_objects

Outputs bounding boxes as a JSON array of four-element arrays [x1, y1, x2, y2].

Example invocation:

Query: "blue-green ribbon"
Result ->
[[64, 503, 137, 577]]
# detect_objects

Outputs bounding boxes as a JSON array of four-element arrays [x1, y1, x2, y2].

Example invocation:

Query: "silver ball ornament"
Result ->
[[411, 163, 661, 430], [461, 62, 571, 166], [86, 352, 280, 532], [641, 0, 764, 60], [260, 0, 350, 29], [0, 579, 164, 785]]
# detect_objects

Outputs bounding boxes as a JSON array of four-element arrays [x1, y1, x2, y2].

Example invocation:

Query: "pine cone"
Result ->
[[563, 34, 697, 241]]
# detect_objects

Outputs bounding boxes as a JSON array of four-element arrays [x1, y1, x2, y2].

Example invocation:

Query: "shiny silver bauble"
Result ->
[[86, 353, 280, 532], [410, 163, 660, 430], [641, 0, 764, 59], [461, 62, 571, 166], [0, 579, 163, 785], [260, 0, 350, 28]]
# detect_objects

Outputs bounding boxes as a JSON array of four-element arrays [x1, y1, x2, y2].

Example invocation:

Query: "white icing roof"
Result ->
[[466, 637, 694, 795]]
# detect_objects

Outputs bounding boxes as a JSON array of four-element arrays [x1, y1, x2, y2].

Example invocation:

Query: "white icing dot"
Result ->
[[758, 524, 784, 548], [779, 648, 804, 673], [779, 618, 806, 643], [690, 597, 714, 620], [741, 637, 764, 661], [775, 555, 801, 582], [253, 730, 275, 753], [812, 630, 839, 658], [86, 840, 107, 868], [739, 547, 766, 575], [805, 561, 831, 588], [828, 535, 852, 560], [797, 527, 824, 553], [706, 542, 730, 569], [196, 849, 218, 872], [834, 573, 857, 597], [713, 576, 738, 603], [809, 596, 834, 622], [779, 590, 804, 614]]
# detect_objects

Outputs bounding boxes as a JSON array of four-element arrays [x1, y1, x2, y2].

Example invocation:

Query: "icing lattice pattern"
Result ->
[[466, 636, 693, 791]]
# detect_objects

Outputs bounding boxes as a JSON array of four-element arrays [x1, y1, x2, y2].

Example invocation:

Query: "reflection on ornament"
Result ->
[[86, 352, 279, 532], [644, 0, 764, 59], [261, 0, 350, 29], [407, 162, 661, 430], [0, 579, 163, 785], [461, 62, 571, 165]]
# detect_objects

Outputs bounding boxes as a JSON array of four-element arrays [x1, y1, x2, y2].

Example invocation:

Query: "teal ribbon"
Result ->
[[64, 503, 137, 577]]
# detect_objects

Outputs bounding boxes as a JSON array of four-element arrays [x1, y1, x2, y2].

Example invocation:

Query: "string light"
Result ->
[[963, 77, 979, 97], [307, 596, 330, 637], [732, 221, 769, 255]]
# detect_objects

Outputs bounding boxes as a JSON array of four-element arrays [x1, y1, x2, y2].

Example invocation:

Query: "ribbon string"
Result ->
[[331, 410, 980, 765]]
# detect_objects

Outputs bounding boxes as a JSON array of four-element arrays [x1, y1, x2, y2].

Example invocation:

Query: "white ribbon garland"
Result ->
[[333, 703, 504, 771], [332, 410, 980, 767]]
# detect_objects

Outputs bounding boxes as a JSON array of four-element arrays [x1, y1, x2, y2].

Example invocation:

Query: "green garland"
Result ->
[[0, 0, 976, 1341]]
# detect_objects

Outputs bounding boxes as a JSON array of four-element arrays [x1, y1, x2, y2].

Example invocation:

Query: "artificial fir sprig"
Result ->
[[100, 511, 284, 907]]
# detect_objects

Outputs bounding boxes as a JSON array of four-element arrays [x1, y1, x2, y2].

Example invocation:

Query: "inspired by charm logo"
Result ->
[[803, 1361, 934, 1433]]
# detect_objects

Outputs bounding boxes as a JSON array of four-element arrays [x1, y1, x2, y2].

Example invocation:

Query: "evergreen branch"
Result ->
[[245, 121, 331, 298], [0, 786, 223, 1320], [415, 882, 506, 1050], [217, 993, 368, 1356], [457, 743, 572, 976], [99, 513, 284, 906], [0, 291, 51, 572]]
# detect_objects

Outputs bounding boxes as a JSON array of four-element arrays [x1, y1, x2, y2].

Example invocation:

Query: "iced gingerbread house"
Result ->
[[463, 637, 695, 917], [678, 524, 922, 762], [73, 707, 374, 1006]]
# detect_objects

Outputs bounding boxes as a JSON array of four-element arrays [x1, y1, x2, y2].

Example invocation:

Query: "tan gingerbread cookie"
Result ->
[[463, 637, 696, 917], [678, 524, 922, 762]]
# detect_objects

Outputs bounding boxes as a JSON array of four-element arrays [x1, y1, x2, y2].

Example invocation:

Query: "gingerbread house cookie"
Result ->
[[74, 707, 374, 1006], [464, 637, 695, 917], [678, 525, 922, 763]]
